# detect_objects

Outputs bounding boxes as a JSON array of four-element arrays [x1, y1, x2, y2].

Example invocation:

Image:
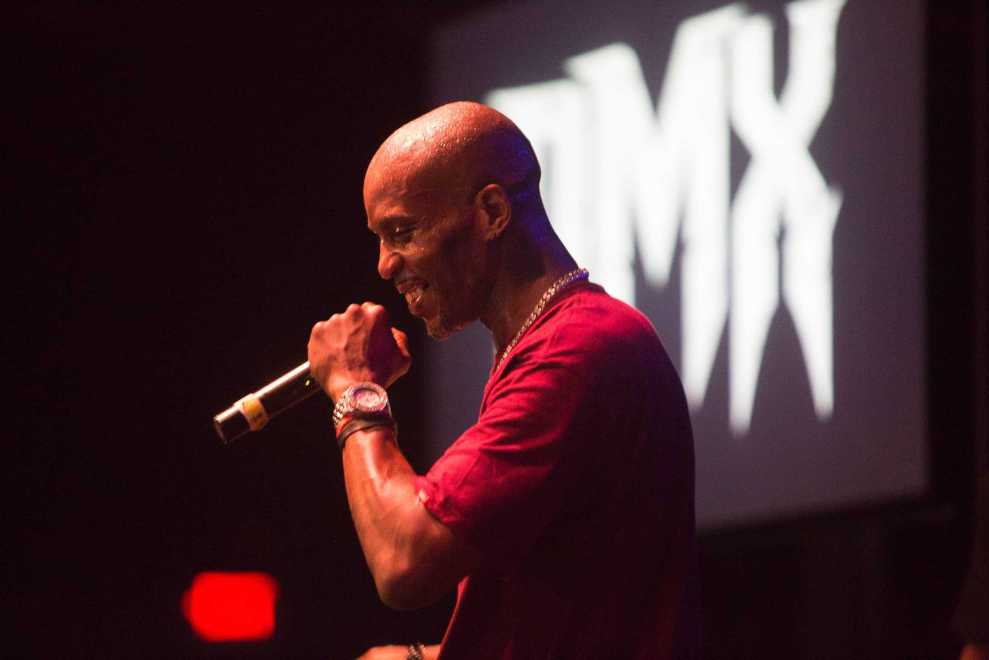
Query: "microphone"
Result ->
[[213, 362, 322, 445]]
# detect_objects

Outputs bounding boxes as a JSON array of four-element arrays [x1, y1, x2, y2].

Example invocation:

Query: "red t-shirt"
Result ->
[[415, 283, 699, 659]]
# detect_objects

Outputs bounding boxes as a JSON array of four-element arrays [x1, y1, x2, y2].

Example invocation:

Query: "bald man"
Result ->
[[308, 102, 699, 660]]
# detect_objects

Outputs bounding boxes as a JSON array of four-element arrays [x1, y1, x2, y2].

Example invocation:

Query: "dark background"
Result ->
[[10, 2, 986, 659]]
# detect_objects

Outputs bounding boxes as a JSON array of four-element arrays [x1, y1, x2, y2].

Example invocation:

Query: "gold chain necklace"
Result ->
[[496, 267, 589, 371]]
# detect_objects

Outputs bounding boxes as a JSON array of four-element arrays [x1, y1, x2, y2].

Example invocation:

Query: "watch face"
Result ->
[[352, 386, 386, 412]]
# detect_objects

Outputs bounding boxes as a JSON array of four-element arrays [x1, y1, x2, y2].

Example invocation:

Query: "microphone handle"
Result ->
[[213, 362, 322, 445]]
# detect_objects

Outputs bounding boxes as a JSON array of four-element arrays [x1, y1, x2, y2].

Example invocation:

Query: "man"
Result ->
[[308, 101, 699, 659]]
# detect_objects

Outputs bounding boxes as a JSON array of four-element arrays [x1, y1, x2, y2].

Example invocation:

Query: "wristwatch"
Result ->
[[332, 381, 392, 431]]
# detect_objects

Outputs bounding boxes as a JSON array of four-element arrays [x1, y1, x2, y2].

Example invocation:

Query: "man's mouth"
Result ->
[[405, 286, 425, 306], [397, 279, 429, 309]]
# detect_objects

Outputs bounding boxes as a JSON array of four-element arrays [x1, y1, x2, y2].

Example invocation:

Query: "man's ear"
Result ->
[[474, 184, 512, 240]]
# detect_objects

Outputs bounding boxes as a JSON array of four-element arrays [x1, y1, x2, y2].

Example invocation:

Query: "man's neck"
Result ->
[[480, 234, 578, 357]]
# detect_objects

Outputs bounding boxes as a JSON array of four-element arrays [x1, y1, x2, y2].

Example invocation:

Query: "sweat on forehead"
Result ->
[[368, 102, 540, 193]]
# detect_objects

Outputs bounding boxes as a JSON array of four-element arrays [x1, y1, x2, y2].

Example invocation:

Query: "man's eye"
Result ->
[[392, 226, 415, 243]]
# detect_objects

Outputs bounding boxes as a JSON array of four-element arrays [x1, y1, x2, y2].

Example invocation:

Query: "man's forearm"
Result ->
[[341, 426, 425, 607], [340, 425, 477, 610]]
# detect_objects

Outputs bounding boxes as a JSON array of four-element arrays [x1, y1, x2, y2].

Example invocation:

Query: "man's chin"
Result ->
[[425, 320, 453, 341], [425, 313, 467, 341]]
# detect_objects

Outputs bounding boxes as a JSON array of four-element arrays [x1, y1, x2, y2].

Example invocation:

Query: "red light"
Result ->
[[182, 571, 279, 642]]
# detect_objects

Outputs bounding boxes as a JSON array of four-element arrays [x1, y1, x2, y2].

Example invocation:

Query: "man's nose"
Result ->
[[378, 241, 400, 280]]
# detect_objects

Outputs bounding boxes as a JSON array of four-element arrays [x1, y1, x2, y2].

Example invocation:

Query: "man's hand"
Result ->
[[308, 302, 412, 401], [356, 644, 439, 660], [961, 644, 989, 660]]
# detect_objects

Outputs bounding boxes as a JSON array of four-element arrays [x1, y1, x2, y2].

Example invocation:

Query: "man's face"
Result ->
[[364, 164, 492, 340]]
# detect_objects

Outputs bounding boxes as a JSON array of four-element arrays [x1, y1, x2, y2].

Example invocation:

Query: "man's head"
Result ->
[[363, 101, 543, 339]]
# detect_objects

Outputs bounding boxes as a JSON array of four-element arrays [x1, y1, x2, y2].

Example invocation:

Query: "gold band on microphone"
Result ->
[[238, 394, 269, 431]]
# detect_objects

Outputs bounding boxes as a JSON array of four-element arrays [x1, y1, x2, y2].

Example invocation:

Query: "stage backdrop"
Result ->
[[422, 0, 927, 528]]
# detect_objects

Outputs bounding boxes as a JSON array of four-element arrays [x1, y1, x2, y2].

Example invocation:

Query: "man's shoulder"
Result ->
[[525, 284, 668, 373], [548, 284, 659, 344]]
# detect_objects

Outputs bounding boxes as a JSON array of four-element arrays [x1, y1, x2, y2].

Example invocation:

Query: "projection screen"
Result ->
[[423, 0, 926, 528]]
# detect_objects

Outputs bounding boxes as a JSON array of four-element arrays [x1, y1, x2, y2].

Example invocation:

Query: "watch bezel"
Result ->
[[332, 381, 392, 429]]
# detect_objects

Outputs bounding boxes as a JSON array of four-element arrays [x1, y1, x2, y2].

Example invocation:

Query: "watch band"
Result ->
[[335, 416, 395, 451]]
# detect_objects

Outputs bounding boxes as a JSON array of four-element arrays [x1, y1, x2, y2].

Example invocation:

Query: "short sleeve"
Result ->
[[415, 312, 604, 565]]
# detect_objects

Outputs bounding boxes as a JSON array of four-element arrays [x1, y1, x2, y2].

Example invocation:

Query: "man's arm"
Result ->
[[340, 424, 480, 609], [309, 303, 481, 610]]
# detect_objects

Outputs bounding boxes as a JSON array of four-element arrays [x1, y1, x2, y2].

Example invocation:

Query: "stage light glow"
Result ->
[[181, 571, 278, 642]]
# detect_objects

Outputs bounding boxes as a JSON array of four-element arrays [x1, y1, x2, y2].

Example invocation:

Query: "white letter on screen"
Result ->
[[561, 5, 745, 409], [486, 82, 589, 265], [729, 0, 846, 434]]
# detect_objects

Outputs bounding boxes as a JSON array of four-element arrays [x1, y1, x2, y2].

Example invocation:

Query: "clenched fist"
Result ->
[[308, 302, 411, 401], [356, 644, 438, 660]]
